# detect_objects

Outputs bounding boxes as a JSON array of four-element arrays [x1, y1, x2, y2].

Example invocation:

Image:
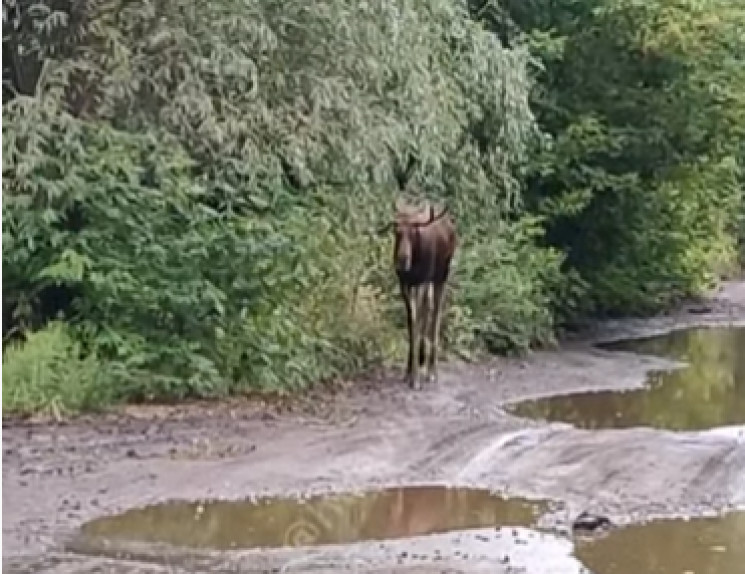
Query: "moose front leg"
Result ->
[[410, 284, 434, 390], [410, 285, 427, 390], [417, 283, 432, 371], [400, 282, 419, 389]]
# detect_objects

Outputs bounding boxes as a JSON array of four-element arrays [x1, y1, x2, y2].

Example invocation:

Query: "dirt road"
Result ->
[[4, 281, 745, 573]]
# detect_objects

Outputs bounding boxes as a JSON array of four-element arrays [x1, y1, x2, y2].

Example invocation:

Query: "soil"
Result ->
[[4, 280, 745, 573]]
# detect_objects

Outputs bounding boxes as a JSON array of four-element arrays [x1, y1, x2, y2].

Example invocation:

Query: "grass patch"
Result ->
[[2, 322, 114, 417]]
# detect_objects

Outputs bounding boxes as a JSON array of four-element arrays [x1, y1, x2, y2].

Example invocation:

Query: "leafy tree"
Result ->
[[496, 0, 745, 316]]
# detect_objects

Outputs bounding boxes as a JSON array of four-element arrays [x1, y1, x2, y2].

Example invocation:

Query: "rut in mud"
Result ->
[[3, 280, 745, 573]]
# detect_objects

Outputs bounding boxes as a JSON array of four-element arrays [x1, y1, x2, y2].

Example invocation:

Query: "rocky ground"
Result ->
[[4, 281, 745, 573]]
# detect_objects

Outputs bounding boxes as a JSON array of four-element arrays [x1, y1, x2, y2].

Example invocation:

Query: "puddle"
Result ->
[[576, 511, 745, 574], [77, 486, 547, 551], [509, 326, 745, 430]]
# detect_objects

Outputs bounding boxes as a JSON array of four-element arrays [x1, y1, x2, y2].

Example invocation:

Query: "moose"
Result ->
[[392, 199, 457, 390]]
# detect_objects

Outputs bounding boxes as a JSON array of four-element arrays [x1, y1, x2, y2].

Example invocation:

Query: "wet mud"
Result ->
[[509, 326, 745, 430], [4, 280, 745, 573]]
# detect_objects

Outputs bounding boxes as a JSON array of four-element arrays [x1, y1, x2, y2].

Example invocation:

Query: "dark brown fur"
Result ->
[[393, 200, 457, 389]]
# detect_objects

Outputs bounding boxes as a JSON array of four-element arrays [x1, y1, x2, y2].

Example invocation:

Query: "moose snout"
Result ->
[[395, 254, 412, 273], [394, 236, 413, 274]]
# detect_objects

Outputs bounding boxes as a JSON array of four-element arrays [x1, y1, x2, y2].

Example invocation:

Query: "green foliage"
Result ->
[[500, 0, 745, 316], [3, 0, 554, 412], [2, 322, 111, 416], [3, 0, 745, 414], [582, 159, 742, 313], [449, 215, 567, 354]]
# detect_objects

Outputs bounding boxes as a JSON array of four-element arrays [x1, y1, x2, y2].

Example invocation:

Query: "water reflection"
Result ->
[[576, 511, 745, 574], [78, 486, 545, 550], [510, 327, 745, 430]]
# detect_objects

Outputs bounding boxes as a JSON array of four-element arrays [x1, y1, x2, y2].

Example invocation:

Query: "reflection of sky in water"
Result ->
[[577, 511, 745, 574], [510, 327, 745, 430], [80, 486, 546, 550]]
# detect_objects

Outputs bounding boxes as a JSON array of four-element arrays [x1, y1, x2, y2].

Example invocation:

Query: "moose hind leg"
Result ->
[[418, 339, 427, 367]]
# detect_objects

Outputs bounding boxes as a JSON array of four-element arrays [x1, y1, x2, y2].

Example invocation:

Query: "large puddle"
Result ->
[[576, 511, 745, 574], [510, 326, 745, 430], [77, 486, 547, 550]]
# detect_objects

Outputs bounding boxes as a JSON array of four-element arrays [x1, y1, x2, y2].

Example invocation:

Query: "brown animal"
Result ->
[[392, 199, 457, 390]]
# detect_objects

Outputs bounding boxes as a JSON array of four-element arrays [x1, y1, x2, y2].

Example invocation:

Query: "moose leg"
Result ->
[[408, 284, 427, 390], [400, 282, 415, 384], [426, 281, 447, 384], [418, 283, 432, 370]]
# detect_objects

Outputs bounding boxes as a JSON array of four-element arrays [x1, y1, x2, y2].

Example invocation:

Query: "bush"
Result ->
[[449, 215, 568, 355], [581, 159, 742, 314]]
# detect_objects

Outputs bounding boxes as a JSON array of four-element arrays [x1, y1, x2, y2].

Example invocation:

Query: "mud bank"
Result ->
[[4, 281, 745, 573]]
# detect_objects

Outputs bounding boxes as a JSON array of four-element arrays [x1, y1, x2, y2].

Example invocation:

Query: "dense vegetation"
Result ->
[[3, 0, 744, 415]]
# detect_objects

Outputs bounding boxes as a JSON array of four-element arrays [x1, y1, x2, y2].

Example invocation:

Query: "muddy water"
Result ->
[[510, 326, 745, 430], [77, 486, 546, 551], [577, 511, 745, 574]]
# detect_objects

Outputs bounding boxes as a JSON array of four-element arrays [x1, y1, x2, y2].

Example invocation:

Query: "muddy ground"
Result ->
[[4, 281, 745, 573]]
